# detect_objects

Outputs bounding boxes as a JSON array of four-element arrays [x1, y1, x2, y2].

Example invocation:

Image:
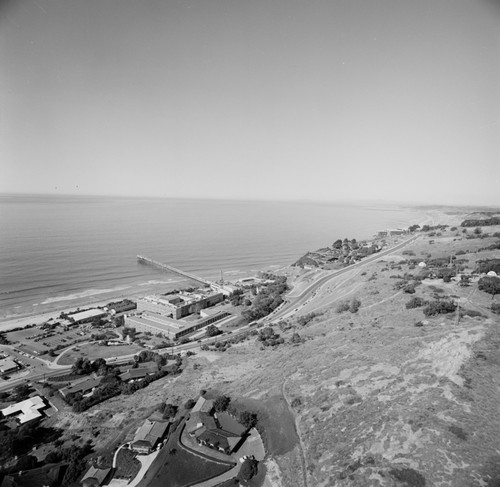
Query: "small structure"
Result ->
[[80, 466, 112, 487], [1, 395, 47, 425], [131, 419, 169, 454], [418, 262, 427, 268], [0, 357, 19, 375], [487, 270, 498, 277]]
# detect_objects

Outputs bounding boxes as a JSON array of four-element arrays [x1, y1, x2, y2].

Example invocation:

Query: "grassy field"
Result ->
[[57, 342, 143, 365]]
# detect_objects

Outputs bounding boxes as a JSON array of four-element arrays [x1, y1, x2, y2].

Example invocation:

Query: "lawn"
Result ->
[[114, 447, 141, 479], [142, 446, 233, 487]]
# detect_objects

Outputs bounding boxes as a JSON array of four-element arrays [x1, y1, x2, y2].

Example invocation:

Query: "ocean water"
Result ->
[[0, 194, 423, 318]]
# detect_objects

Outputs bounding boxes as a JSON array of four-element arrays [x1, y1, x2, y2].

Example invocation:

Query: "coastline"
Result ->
[[0, 207, 437, 333]]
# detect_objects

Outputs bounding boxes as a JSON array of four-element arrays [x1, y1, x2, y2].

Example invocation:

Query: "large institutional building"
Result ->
[[137, 291, 223, 319], [125, 290, 230, 340]]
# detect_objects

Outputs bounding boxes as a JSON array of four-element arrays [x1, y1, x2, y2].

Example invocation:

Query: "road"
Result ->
[[0, 235, 419, 392]]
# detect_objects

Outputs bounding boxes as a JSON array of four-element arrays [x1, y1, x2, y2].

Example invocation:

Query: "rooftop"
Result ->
[[1, 395, 47, 424], [133, 419, 169, 447], [70, 309, 106, 322]]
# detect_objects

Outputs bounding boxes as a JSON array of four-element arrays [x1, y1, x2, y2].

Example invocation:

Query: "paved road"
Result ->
[[272, 234, 419, 320]]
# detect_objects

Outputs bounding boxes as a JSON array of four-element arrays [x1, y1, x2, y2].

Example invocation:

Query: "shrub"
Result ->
[[336, 301, 350, 313], [491, 303, 500, 314], [238, 458, 259, 481], [406, 297, 426, 309], [478, 276, 500, 296], [423, 300, 457, 316], [349, 298, 361, 313]]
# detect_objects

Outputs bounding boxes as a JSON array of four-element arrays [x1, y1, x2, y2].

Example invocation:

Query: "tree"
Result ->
[[478, 276, 500, 296], [205, 325, 222, 337], [184, 398, 196, 409], [162, 403, 177, 419], [213, 395, 231, 412], [238, 458, 259, 482], [239, 411, 258, 429]]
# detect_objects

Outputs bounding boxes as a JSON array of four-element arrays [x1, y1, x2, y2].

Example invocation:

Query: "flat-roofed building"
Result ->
[[0, 357, 19, 375], [1, 395, 47, 425], [70, 309, 107, 324], [125, 311, 230, 340], [137, 291, 223, 319]]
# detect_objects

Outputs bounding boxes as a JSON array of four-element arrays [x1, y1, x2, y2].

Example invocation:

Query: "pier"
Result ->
[[137, 255, 212, 286]]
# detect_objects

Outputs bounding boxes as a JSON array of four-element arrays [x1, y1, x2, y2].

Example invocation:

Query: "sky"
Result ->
[[1, 0, 499, 205]]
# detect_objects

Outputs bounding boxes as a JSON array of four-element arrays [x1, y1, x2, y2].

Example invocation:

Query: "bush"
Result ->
[[213, 395, 231, 412], [336, 301, 350, 313], [478, 276, 500, 296], [406, 297, 426, 309], [238, 458, 259, 482], [491, 303, 500, 314], [349, 298, 361, 313], [423, 300, 457, 316]]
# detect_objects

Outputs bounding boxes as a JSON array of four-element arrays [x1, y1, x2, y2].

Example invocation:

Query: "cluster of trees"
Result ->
[[421, 224, 449, 232], [134, 350, 176, 369], [336, 298, 361, 314], [422, 299, 457, 317], [258, 327, 284, 347], [296, 312, 321, 327], [66, 356, 181, 412], [478, 276, 500, 296], [241, 276, 288, 322], [476, 259, 500, 274], [0, 332, 9, 345], [461, 216, 500, 227], [71, 357, 113, 376], [211, 394, 259, 429], [158, 402, 178, 419], [205, 324, 223, 337]]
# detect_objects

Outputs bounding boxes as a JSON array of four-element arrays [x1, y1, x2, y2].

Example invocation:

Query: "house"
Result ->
[[1, 395, 47, 425], [119, 367, 151, 382], [191, 396, 214, 414], [186, 404, 246, 455], [131, 419, 169, 454], [81, 466, 112, 487], [0, 464, 65, 487], [60, 378, 102, 398]]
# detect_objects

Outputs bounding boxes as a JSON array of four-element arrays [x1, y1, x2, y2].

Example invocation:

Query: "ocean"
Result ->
[[0, 194, 424, 319]]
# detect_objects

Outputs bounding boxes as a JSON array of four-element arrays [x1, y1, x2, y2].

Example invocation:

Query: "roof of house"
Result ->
[[0, 464, 65, 487], [81, 466, 111, 486], [119, 368, 151, 381], [60, 377, 101, 396], [191, 396, 214, 414], [197, 430, 230, 451], [1, 395, 46, 424], [133, 419, 169, 447], [215, 412, 246, 437]]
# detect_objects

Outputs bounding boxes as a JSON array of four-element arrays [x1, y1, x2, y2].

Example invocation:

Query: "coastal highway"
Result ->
[[271, 233, 419, 320], [0, 234, 419, 392]]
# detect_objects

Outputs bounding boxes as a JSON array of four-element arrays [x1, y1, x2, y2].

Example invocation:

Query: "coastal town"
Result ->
[[1, 211, 500, 486]]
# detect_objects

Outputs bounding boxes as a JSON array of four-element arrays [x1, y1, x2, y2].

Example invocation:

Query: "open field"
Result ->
[[57, 342, 143, 365]]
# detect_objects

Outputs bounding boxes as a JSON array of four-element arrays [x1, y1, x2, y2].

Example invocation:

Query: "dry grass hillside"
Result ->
[[50, 211, 500, 487]]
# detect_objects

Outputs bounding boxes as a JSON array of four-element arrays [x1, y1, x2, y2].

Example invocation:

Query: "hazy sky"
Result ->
[[1, 0, 499, 205]]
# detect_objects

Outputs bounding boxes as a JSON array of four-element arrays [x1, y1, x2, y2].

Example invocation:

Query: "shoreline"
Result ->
[[0, 208, 438, 333]]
